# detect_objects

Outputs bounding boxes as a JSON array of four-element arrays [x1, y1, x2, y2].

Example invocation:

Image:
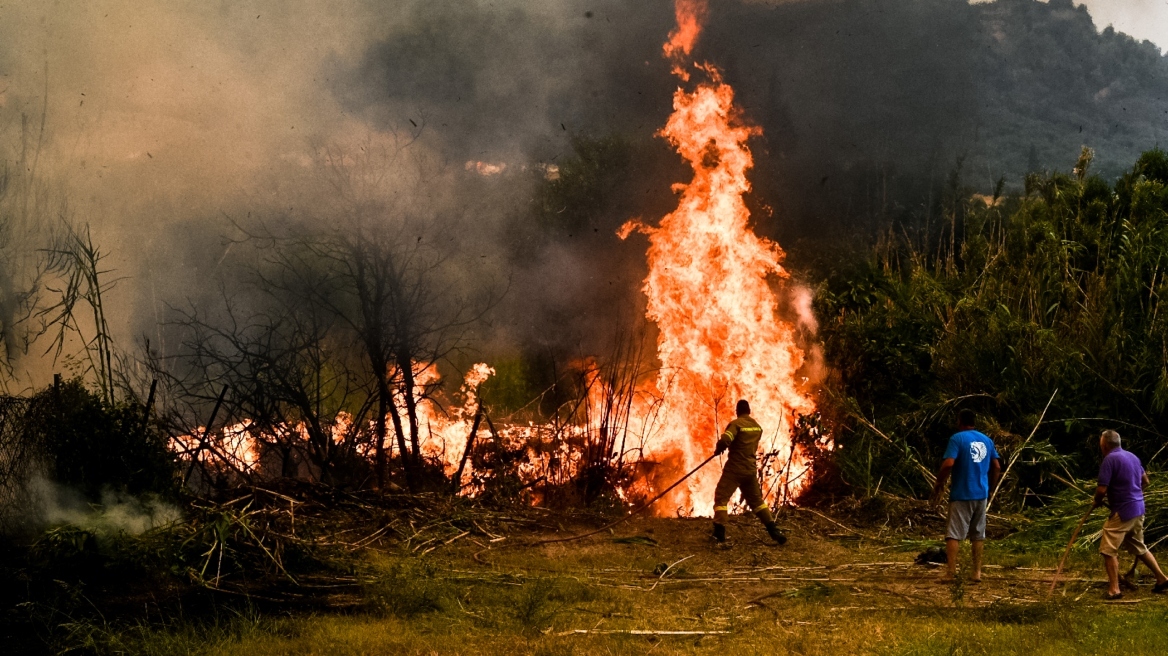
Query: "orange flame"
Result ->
[[417, 362, 495, 479], [663, 0, 709, 79], [621, 1, 821, 515]]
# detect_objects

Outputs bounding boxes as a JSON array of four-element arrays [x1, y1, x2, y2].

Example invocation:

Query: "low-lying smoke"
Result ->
[[25, 474, 181, 536]]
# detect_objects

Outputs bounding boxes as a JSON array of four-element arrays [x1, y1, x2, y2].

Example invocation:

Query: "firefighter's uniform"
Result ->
[[713, 414, 781, 541]]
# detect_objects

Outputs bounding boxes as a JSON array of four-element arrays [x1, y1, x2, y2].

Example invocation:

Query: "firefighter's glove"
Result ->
[[714, 442, 728, 457]]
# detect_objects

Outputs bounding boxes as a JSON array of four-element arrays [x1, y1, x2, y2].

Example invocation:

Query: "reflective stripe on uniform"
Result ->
[[721, 431, 734, 441], [713, 506, 729, 512], [754, 504, 769, 512], [739, 427, 762, 432]]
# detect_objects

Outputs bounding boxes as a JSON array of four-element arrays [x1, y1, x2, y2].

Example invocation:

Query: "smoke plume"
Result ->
[[0, 0, 1164, 387]]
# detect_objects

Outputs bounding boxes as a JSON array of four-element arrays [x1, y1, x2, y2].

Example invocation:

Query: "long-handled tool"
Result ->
[[471, 453, 722, 564], [531, 453, 720, 546], [1049, 505, 1095, 595]]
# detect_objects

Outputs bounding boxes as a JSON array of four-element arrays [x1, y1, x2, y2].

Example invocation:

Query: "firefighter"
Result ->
[[712, 399, 787, 544]]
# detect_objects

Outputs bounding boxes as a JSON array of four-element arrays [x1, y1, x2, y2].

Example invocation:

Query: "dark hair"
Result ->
[[736, 399, 751, 416], [958, 408, 976, 427]]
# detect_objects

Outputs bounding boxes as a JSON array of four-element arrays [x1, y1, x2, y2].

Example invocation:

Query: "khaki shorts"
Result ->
[[946, 499, 987, 541], [1099, 513, 1148, 558]]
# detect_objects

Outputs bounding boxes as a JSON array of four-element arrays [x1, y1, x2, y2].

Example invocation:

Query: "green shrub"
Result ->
[[508, 577, 597, 633], [26, 379, 177, 501], [364, 560, 449, 618], [818, 148, 1168, 503]]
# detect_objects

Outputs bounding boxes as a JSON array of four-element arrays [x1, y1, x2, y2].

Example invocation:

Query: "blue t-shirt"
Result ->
[[943, 430, 1000, 501]]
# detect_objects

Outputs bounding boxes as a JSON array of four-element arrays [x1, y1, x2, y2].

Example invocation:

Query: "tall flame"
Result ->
[[621, 1, 818, 515], [175, 2, 823, 514]]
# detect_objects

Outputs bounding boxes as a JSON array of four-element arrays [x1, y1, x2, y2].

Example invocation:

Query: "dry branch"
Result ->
[[989, 388, 1058, 509], [556, 629, 730, 636]]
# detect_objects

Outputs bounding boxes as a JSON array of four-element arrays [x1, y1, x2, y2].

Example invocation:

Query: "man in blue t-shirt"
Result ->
[[931, 409, 1001, 582]]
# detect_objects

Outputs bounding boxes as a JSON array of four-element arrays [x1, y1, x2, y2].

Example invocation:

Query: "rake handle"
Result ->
[[531, 452, 719, 546], [1049, 505, 1094, 595]]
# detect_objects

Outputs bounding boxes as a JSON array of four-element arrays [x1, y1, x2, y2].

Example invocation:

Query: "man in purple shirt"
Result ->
[[1093, 430, 1168, 599]]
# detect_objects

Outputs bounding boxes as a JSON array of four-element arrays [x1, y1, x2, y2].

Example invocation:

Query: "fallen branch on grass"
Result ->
[[422, 530, 470, 555], [648, 555, 694, 591], [796, 507, 874, 540], [556, 629, 730, 636], [746, 589, 789, 607]]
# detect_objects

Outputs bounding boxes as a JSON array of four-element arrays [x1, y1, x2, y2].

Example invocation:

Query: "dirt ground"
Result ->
[[186, 508, 1168, 655], [468, 507, 1157, 604]]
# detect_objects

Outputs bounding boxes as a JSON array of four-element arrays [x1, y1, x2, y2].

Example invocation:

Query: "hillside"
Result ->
[[704, 0, 1168, 234]]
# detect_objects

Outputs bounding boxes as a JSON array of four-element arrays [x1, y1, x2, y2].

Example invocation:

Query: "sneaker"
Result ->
[[712, 523, 726, 543], [1153, 581, 1168, 594], [766, 524, 787, 545]]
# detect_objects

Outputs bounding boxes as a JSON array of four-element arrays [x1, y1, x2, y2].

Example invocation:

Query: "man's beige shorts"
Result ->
[[1099, 513, 1148, 557]]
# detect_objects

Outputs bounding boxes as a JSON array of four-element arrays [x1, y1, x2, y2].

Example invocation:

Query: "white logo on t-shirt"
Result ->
[[970, 441, 987, 464]]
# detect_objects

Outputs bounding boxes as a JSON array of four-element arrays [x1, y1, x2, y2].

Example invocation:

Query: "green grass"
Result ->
[[56, 514, 1168, 655], [81, 595, 1168, 655]]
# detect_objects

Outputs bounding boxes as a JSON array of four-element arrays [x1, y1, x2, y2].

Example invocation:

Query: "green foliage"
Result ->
[[365, 560, 450, 618], [533, 135, 631, 234], [506, 577, 595, 634], [478, 355, 541, 416], [27, 379, 177, 501], [29, 525, 101, 577], [819, 148, 1168, 502], [781, 581, 837, 601], [1006, 472, 1168, 554]]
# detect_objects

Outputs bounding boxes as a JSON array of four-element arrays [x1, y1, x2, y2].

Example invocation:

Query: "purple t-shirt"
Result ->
[[1099, 447, 1145, 521]]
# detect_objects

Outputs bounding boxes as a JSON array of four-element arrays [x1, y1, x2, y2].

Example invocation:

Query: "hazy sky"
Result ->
[[1063, 1, 1168, 49], [1, 1, 1161, 233]]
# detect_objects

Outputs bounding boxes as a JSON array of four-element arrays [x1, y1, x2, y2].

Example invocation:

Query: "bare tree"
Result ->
[[0, 107, 54, 390], [38, 220, 120, 402], [233, 211, 499, 492], [154, 271, 377, 488], [145, 130, 500, 492], [223, 135, 503, 492]]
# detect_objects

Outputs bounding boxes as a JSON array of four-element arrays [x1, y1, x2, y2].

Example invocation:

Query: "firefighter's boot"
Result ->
[[712, 523, 726, 543], [766, 522, 787, 545], [752, 505, 785, 545]]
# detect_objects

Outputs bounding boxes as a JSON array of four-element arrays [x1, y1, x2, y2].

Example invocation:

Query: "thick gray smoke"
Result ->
[[0, 0, 1165, 387]]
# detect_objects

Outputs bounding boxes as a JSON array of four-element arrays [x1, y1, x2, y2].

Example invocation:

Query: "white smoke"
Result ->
[[789, 283, 819, 334], [26, 475, 181, 536]]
